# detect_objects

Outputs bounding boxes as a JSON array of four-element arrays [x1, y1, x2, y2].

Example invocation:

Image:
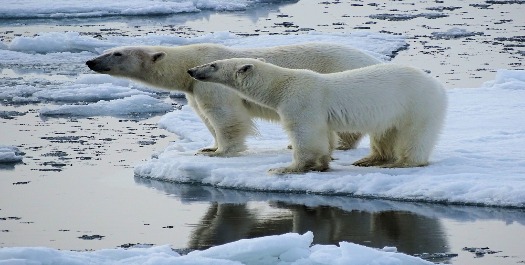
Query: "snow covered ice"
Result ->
[[1, 3, 524, 262], [135, 69, 525, 208]]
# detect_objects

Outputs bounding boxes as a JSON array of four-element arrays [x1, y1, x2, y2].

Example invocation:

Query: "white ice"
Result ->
[[431, 27, 483, 39], [39, 95, 172, 117], [0, 145, 23, 163], [0, 232, 433, 265], [0, 0, 270, 19]]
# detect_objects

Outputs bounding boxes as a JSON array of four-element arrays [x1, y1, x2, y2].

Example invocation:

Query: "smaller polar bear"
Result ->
[[187, 58, 447, 174]]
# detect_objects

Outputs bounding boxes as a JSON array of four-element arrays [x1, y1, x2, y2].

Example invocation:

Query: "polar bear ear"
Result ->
[[237, 64, 254, 74], [256, 58, 266, 62], [151, 52, 166, 63]]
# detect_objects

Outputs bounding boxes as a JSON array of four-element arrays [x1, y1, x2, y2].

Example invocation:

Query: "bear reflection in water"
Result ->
[[188, 202, 448, 256], [134, 175, 450, 259]]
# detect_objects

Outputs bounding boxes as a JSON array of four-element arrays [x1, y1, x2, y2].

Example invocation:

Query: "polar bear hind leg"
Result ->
[[353, 128, 397, 167], [336, 132, 363, 150], [380, 120, 439, 168], [269, 152, 330, 174], [270, 122, 332, 174]]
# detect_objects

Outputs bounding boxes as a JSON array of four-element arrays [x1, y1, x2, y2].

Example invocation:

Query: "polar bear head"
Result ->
[[187, 58, 288, 109], [86, 47, 166, 78], [187, 58, 266, 89]]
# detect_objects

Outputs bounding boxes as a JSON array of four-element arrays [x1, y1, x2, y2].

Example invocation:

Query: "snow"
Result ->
[[0, 232, 432, 265], [0, 8, 524, 263]]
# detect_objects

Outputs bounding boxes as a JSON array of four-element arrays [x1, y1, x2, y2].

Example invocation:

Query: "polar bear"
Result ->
[[187, 58, 447, 174], [86, 43, 381, 156]]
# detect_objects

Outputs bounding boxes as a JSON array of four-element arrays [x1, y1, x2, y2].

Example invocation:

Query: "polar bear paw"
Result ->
[[268, 166, 305, 175], [198, 150, 236, 157], [196, 145, 246, 157], [379, 161, 428, 168], [268, 163, 329, 175], [198, 147, 218, 153], [352, 156, 389, 167]]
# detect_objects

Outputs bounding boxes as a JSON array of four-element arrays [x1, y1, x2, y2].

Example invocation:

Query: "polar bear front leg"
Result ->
[[193, 83, 254, 157], [206, 108, 252, 156], [270, 120, 331, 174], [196, 119, 218, 153], [186, 94, 218, 153]]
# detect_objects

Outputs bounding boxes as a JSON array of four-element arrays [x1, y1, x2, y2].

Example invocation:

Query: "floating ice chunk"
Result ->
[[431, 27, 483, 39], [187, 232, 313, 263], [34, 84, 154, 103], [0, 232, 433, 264], [8, 32, 114, 54], [484, 69, 525, 89], [39, 95, 172, 117], [382, 246, 398, 252], [370, 13, 447, 21], [0, 145, 23, 163], [0, 85, 41, 102]]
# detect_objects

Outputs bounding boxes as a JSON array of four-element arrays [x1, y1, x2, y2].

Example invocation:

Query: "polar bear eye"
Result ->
[[210, 63, 217, 69], [113, 52, 123, 56]]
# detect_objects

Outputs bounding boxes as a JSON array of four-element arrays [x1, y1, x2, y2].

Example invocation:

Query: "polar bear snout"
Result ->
[[86, 60, 95, 68], [85, 60, 100, 70], [86, 59, 110, 72], [187, 67, 211, 81], [187, 68, 198, 78]]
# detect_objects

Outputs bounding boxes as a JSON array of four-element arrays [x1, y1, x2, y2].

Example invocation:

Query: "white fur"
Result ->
[[86, 43, 381, 156], [188, 58, 447, 174]]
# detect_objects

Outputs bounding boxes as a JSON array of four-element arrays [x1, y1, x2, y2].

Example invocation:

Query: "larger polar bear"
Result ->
[[86, 43, 381, 156], [187, 58, 447, 174]]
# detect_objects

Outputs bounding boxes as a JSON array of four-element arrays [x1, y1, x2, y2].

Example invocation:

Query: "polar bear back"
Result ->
[[282, 64, 445, 133], [232, 43, 382, 74], [223, 60, 446, 134]]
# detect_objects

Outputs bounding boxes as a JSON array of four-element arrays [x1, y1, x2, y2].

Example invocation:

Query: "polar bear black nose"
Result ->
[[86, 60, 95, 68], [187, 69, 195, 77]]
